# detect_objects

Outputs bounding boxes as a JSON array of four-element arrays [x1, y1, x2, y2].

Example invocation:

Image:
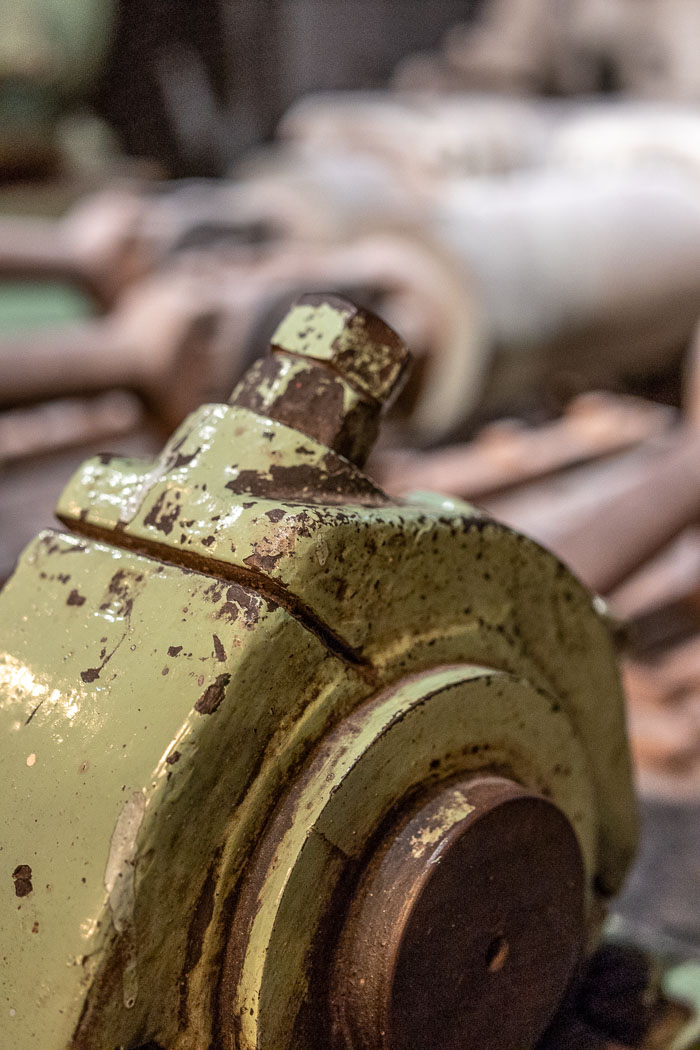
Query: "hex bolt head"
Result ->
[[270, 292, 410, 406], [231, 293, 412, 468]]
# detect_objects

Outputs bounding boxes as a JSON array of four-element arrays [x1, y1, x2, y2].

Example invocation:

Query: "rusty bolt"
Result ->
[[269, 292, 409, 405], [231, 293, 410, 467]]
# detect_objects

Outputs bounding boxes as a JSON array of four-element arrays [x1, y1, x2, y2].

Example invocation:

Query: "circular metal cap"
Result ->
[[331, 776, 585, 1050]]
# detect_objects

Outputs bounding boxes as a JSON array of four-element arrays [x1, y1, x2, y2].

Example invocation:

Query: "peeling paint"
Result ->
[[194, 674, 231, 715], [409, 790, 476, 859], [105, 791, 146, 936], [12, 865, 33, 898], [1, 296, 636, 1050], [104, 791, 146, 1010]]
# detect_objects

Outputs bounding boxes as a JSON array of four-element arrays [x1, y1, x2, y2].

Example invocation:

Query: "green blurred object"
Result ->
[[0, 0, 115, 176], [666, 963, 700, 1050], [0, 280, 94, 333]]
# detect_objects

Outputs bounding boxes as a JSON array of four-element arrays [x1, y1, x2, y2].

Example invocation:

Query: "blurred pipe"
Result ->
[[226, 164, 700, 443], [0, 216, 84, 280], [373, 393, 673, 498], [413, 168, 700, 440], [0, 188, 145, 308], [277, 91, 562, 184], [0, 273, 224, 430], [6, 168, 700, 448], [550, 428, 700, 594], [608, 530, 700, 651], [1, 320, 143, 399], [0, 182, 267, 308], [0, 392, 143, 463]]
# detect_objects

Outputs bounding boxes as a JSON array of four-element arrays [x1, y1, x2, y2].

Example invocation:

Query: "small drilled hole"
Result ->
[[485, 935, 509, 973]]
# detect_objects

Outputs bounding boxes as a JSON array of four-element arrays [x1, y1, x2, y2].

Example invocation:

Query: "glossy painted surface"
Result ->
[[228, 666, 597, 1050], [0, 297, 636, 1048], [0, 530, 334, 1047], [59, 401, 637, 893]]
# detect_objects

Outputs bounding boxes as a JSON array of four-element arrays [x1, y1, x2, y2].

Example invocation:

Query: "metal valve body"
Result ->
[[0, 295, 636, 1050]]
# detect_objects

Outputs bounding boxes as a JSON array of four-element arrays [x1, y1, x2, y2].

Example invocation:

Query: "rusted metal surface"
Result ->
[[0, 182, 262, 308], [231, 293, 409, 467], [332, 775, 584, 1050], [481, 435, 684, 555], [0, 214, 109, 304], [0, 270, 234, 429], [549, 428, 700, 595], [222, 665, 614, 1050], [608, 529, 700, 652], [374, 393, 674, 500], [0, 392, 144, 464]]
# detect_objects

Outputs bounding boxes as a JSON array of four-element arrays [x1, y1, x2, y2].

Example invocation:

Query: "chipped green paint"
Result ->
[[0, 296, 637, 1049], [271, 301, 351, 364], [270, 296, 407, 403], [229, 355, 370, 452], [58, 400, 636, 893], [0, 531, 339, 1048], [227, 667, 598, 1050]]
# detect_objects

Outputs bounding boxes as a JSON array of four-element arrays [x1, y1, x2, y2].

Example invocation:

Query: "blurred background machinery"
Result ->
[[3, 1, 700, 1045]]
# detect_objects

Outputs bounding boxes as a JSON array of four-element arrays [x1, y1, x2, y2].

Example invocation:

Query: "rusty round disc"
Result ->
[[331, 775, 585, 1050]]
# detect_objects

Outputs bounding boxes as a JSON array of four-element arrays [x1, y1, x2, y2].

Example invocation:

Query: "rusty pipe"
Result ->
[[372, 393, 674, 500], [0, 182, 269, 309], [0, 392, 144, 464], [0, 189, 147, 308], [1, 321, 142, 398], [0, 217, 93, 290], [0, 274, 226, 430], [549, 428, 700, 594]]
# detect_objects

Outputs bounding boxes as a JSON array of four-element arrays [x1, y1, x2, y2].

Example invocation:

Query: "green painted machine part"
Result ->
[[0, 294, 637, 1049]]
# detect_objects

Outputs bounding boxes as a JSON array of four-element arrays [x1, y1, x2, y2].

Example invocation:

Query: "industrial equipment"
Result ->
[[0, 295, 638, 1049]]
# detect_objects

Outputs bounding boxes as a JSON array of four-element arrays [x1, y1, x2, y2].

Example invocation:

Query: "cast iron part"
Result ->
[[0, 294, 636, 1050]]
